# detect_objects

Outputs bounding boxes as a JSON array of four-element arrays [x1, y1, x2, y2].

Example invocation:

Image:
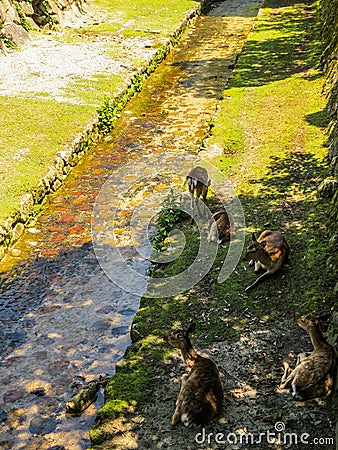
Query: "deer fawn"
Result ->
[[243, 230, 290, 292], [280, 314, 336, 400], [167, 323, 224, 427], [207, 210, 233, 244], [186, 167, 211, 219]]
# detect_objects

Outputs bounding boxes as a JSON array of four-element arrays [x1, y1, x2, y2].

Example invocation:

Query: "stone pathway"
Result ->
[[0, 0, 261, 448]]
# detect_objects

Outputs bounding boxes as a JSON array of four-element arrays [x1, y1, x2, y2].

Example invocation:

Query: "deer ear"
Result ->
[[252, 232, 257, 242], [207, 180, 211, 187], [187, 323, 196, 334]]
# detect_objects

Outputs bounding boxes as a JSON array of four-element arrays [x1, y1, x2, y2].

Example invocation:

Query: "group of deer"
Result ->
[[187, 166, 290, 292], [166, 167, 336, 428]]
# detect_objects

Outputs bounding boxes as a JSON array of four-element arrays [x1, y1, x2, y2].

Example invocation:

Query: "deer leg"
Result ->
[[280, 361, 292, 386], [172, 374, 189, 426], [280, 362, 297, 389], [195, 194, 203, 218], [245, 264, 281, 292], [172, 408, 181, 425], [245, 270, 273, 292], [190, 193, 195, 224], [254, 261, 264, 274]]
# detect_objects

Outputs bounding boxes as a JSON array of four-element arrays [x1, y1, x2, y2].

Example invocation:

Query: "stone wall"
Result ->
[[0, 0, 86, 49], [319, 0, 338, 296], [320, 0, 338, 204]]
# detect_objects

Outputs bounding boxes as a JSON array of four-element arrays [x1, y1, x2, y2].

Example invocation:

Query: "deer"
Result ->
[[207, 209, 233, 244], [167, 323, 224, 427], [243, 230, 290, 292], [186, 167, 211, 220], [280, 314, 336, 400]]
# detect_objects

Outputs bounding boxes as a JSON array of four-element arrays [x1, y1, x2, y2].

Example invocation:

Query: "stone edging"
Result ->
[[0, 1, 212, 261]]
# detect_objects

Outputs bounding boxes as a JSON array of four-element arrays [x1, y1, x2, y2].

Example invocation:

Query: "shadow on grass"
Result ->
[[229, 0, 322, 89]]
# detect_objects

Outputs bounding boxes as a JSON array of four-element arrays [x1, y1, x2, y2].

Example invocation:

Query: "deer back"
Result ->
[[178, 356, 224, 426], [168, 324, 224, 426], [207, 210, 231, 243], [187, 167, 210, 198], [245, 230, 289, 266]]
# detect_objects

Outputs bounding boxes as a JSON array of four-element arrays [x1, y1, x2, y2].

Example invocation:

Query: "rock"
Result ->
[[2, 23, 30, 46], [111, 326, 130, 338], [6, 408, 26, 429], [11, 222, 24, 243], [3, 389, 25, 403], [19, 193, 34, 222], [47, 360, 69, 376], [29, 416, 57, 435], [318, 178, 338, 199], [30, 387, 46, 397]]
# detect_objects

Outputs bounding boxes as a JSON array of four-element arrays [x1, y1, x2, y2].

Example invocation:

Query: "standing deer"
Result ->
[[243, 230, 290, 292], [280, 314, 336, 400], [186, 167, 211, 219], [167, 323, 224, 427]]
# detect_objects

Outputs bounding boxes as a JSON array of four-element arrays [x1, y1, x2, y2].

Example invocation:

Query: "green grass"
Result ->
[[0, 97, 94, 223], [91, 0, 337, 446], [70, 0, 199, 38]]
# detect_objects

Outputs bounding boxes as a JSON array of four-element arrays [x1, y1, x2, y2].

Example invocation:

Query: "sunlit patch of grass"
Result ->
[[0, 97, 94, 223], [70, 0, 199, 38]]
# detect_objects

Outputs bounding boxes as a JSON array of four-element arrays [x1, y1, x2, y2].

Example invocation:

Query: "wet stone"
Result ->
[[97, 305, 115, 314], [111, 326, 130, 338], [47, 360, 69, 376], [11, 330, 27, 342], [3, 389, 25, 403], [120, 308, 137, 316], [91, 319, 111, 331], [29, 416, 57, 435], [0, 440, 13, 450], [0, 409, 7, 422], [30, 387, 46, 397]]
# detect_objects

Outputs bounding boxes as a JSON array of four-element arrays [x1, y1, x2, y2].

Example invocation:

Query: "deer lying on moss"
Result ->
[[280, 314, 336, 400], [243, 230, 290, 292], [186, 167, 210, 219], [167, 323, 224, 427]]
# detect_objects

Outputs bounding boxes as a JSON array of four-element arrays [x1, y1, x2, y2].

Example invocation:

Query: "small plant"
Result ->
[[41, 0, 55, 27], [151, 189, 185, 251], [133, 73, 143, 93], [97, 96, 116, 134], [15, 2, 32, 31], [0, 36, 19, 50]]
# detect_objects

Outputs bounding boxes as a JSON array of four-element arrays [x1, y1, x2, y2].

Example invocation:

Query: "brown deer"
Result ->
[[280, 314, 336, 400], [186, 167, 211, 219], [243, 230, 290, 292], [167, 323, 224, 427], [207, 210, 233, 244]]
